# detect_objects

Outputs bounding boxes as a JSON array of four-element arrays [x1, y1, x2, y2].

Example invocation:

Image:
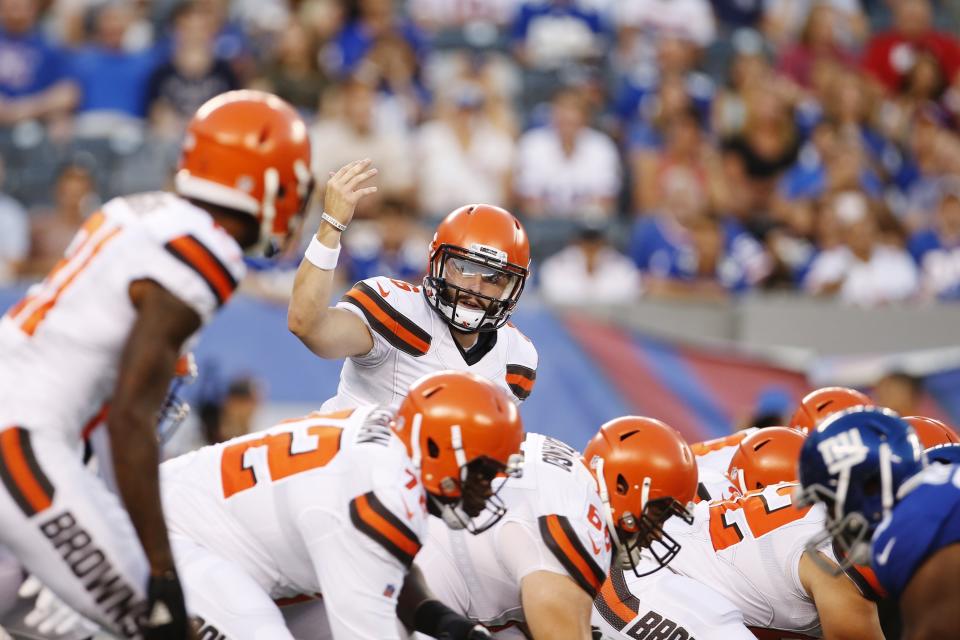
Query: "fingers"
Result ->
[[346, 167, 378, 190], [331, 158, 372, 184]]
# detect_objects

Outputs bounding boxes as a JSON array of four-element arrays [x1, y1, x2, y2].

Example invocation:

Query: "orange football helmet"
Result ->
[[583, 416, 698, 575], [424, 204, 530, 333], [394, 371, 524, 534], [726, 426, 806, 494], [904, 416, 960, 448], [790, 387, 872, 434], [176, 90, 313, 254]]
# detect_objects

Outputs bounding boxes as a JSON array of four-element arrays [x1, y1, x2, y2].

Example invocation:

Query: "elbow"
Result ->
[[286, 306, 314, 341]]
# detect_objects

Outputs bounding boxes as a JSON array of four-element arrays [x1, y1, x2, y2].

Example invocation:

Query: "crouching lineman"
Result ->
[[798, 407, 960, 639], [289, 174, 539, 409], [0, 90, 313, 639], [592, 417, 883, 640], [408, 430, 613, 639], [159, 371, 521, 640]]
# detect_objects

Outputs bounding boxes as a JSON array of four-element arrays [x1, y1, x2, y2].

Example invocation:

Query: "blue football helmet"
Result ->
[[926, 443, 960, 465], [796, 406, 924, 570]]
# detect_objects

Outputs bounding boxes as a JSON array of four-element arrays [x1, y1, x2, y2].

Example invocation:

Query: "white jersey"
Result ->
[[0, 192, 244, 442], [593, 565, 754, 640], [161, 406, 426, 639], [322, 276, 538, 411], [414, 433, 610, 637], [659, 482, 833, 637], [691, 429, 757, 503]]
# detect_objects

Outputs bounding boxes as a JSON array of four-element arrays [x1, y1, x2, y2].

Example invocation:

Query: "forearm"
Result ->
[[397, 565, 433, 631], [287, 222, 342, 348], [108, 408, 173, 574]]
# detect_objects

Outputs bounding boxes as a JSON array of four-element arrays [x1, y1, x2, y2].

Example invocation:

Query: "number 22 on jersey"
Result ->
[[220, 420, 343, 499], [708, 484, 810, 551]]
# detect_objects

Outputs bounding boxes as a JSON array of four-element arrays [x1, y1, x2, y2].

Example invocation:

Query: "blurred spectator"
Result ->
[[146, 0, 238, 138], [775, 4, 857, 89], [611, 0, 715, 79], [361, 31, 429, 130], [804, 191, 919, 305], [199, 375, 261, 445], [415, 82, 515, 217], [722, 86, 801, 219], [310, 76, 415, 217], [897, 107, 960, 228], [763, 0, 867, 51], [712, 30, 774, 137], [630, 172, 771, 298], [741, 385, 793, 430], [69, 1, 162, 138], [630, 104, 727, 215], [872, 370, 923, 416], [0, 156, 27, 283], [763, 196, 818, 286], [909, 185, 960, 300], [330, 0, 427, 76], [0, 0, 78, 125], [342, 197, 429, 283], [861, 0, 960, 95], [253, 19, 327, 114], [515, 87, 621, 219], [409, 0, 517, 37], [711, 0, 764, 31], [511, 0, 608, 70], [540, 224, 641, 304], [23, 160, 98, 278]]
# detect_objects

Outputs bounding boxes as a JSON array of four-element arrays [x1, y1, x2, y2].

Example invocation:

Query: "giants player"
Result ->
[[410, 430, 611, 639], [288, 187, 538, 409], [161, 371, 521, 640], [798, 407, 960, 639], [0, 90, 312, 639]]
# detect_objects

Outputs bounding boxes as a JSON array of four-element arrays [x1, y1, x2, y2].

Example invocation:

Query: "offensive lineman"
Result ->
[[0, 90, 313, 639], [410, 431, 612, 639], [288, 172, 538, 408], [161, 371, 522, 640]]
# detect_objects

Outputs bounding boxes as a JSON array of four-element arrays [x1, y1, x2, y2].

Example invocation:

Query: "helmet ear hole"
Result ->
[[427, 437, 440, 459], [616, 473, 629, 495]]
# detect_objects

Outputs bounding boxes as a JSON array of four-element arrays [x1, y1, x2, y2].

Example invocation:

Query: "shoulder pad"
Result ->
[[504, 324, 538, 401]]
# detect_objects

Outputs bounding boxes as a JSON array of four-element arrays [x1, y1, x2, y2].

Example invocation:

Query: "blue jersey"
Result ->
[[871, 463, 960, 599]]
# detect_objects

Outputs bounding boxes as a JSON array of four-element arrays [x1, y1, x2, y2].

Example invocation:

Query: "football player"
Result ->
[[726, 426, 806, 494], [288, 194, 538, 409], [797, 407, 960, 639], [409, 430, 611, 639], [595, 421, 883, 639], [0, 90, 312, 639], [790, 386, 872, 434], [160, 371, 522, 640], [690, 429, 755, 503]]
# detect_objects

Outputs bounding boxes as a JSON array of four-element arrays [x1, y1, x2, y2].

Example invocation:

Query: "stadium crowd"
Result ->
[[3, 0, 960, 306]]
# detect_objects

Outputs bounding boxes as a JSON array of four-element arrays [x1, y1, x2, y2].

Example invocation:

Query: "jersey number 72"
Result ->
[[708, 484, 810, 551]]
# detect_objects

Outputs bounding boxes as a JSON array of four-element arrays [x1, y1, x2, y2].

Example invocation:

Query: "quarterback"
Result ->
[[288, 165, 537, 409], [0, 90, 312, 639]]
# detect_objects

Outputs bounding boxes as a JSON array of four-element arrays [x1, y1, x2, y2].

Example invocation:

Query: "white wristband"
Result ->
[[321, 211, 347, 232], [305, 236, 340, 270]]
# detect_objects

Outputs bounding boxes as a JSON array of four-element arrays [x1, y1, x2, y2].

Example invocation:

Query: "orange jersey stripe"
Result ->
[[598, 577, 637, 628], [353, 494, 420, 558], [347, 289, 430, 354], [19, 228, 121, 336], [0, 428, 53, 514], [505, 373, 534, 393], [165, 235, 237, 306], [542, 514, 604, 595]]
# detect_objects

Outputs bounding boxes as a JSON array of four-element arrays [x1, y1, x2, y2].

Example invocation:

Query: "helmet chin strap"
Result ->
[[592, 457, 626, 562], [253, 167, 279, 256]]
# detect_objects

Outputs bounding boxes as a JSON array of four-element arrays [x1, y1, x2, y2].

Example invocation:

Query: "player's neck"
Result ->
[[451, 329, 479, 350]]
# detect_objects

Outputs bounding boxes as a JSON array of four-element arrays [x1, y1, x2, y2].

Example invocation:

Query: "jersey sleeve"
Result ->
[[336, 277, 433, 365], [496, 519, 568, 583], [505, 325, 538, 402], [871, 472, 960, 599], [123, 196, 245, 323], [536, 513, 609, 598]]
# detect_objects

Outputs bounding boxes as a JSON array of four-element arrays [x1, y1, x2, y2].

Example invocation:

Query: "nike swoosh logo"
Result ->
[[376, 282, 390, 297], [876, 537, 896, 566]]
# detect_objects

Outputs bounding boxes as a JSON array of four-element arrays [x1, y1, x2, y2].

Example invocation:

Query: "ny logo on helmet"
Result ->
[[817, 429, 869, 474]]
